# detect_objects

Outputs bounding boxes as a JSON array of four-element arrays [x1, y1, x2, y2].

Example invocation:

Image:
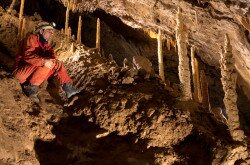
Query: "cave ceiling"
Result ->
[[1, 0, 250, 92], [56, 0, 250, 90]]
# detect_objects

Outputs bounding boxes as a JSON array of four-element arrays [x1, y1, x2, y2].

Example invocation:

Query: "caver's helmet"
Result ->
[[35, 22, 56, 31]]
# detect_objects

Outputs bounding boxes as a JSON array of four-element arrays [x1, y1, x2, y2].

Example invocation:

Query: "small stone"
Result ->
[[98, 90, 103, 93], [109, 93, 114, 97], [122, 77, 134, 84]]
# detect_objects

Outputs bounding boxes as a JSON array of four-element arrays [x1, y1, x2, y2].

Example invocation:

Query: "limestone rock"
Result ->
[[133, 55, 153, 78]]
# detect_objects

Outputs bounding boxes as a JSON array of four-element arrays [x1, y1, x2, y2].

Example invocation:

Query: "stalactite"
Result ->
[[169, 37, 177, 52], [176, 7, 192, 101], [166, 37, 171, 51], [191, 46, 202, 103], [96, 18, 100, 52], [65, 3, 70, 35], [20, 17, 26, 40], [157, 29, 165, 81], [195, 10, 198, 25], [144, 29, 158, 39], [62, 0, 67, 6], [7, 0, 17, 13], [200, 70, 210, 110], [72, 0, 77, 12], [19, 0, 25, 20], [69, 0, 74, 10], [172, 39, 177, 52], [17, 17, 23, 41], [77, 15, 82, 44], [220, 34, 245, 141], [236, 15, 250, 32]]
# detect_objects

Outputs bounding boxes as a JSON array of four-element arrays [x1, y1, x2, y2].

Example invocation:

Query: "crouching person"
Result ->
[[13, 22, 79, 103]]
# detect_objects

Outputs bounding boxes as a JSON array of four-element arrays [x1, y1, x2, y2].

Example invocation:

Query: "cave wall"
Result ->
[[0, 0, 249, 128]]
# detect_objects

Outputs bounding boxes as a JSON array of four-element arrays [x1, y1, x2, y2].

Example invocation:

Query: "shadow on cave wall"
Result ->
[[34, 115, 215, 165], [34, 116, 157, 165]]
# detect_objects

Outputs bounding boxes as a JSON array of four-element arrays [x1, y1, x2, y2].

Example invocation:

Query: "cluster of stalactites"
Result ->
[[62, 0, 98, 12]]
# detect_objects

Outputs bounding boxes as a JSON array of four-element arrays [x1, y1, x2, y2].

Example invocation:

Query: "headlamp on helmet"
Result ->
[[35, 22, 56, 31]]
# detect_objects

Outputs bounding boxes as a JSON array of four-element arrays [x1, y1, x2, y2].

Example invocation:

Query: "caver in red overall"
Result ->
[[13, 34, 72, 86], [13, 22, 79, 102]]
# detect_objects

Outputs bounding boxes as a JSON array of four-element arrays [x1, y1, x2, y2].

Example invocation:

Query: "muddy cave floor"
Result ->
[[0, 50, 249, 165]]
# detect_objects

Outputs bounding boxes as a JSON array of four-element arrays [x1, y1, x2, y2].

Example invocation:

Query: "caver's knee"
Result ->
[[14, 71, 30, 84], [54, 59, 62, 69], [16, 75, 27, 84]]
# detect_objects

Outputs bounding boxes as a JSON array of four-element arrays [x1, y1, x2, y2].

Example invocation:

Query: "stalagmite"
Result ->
[[220, 34, 245, 141], [96, 18, 100, 52], [68, 27, 72, 41], [176, 7, 192, 100], [200, 70, 210, 110], [72, 35, 75, 41], [19, 0, 25, 20], [123, 58, 129, 69], [69, 43, 74, 53], [157, 29, 165, 81], [77, 16, 82, 44], [7, 0, 17, 13], [54, 42, 63, 53], [65, 3, 70, 35], [191, 46, 202, 103]]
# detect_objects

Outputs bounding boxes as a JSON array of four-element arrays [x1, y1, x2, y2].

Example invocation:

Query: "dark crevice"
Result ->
[[244, 30, 250, 43], [0, 0, 11, 9], [92, 9, 150, 43], [237, 85, 250, 131], [24, 0, 66, 29], [0, 42, 12, 56], [182, 0, 210, 8], [173, 133, 213, 165]]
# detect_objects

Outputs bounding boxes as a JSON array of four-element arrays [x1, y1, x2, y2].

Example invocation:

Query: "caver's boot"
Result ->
[[62, 83, 80, 99], [22, 84, 40, 103]]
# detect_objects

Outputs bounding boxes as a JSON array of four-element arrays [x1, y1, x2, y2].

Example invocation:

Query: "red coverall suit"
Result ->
[[13, 34, 72, 86]]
